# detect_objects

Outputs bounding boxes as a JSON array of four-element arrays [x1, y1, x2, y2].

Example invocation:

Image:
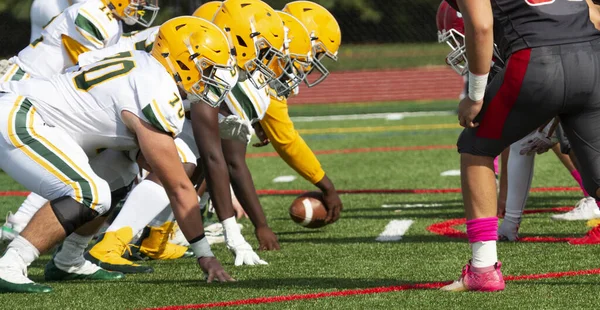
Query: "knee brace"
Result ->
[[50, 196, 99, 236]]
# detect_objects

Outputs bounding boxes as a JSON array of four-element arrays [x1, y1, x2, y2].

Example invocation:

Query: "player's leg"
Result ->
[[0, 193, 47, 243], [0, 97, 112, 293], [550, 127, 600, 220], [86, 138, 195, 273], [442, 48, 563, 292], [497, 139, 535, 241], [45, 150, 137, 281]]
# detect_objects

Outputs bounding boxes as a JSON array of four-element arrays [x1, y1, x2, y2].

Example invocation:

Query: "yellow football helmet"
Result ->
[[270, 11, 312, 97], [151, 16, 233, 107], [283, 1, 341, 87], [102, 0, 160, 27], [212, 0, 285, 89], [192, 1, 222, 21]]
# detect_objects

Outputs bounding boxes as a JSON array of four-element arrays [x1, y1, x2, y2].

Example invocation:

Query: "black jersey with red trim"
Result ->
[[493, 0, 600, 57]]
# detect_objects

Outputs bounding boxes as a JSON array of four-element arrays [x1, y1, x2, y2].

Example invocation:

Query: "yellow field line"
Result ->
[[297, 123, 460, 134]]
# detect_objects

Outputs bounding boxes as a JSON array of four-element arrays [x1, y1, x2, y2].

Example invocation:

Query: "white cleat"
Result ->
[[0, 213, 27, 244], [552, 197, 600, 221]]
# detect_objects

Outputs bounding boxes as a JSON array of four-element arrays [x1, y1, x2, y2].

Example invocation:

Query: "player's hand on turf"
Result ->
[[252, 122, 270, 147], [255, 226, 280, 251], [198, 257, 236, 283], [322, 190, 343, 224], [227, 240, 268, 266], [457, 97, 483, 128]]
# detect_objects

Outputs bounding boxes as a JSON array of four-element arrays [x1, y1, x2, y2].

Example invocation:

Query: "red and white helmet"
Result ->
[[436, 1, 467, 75]]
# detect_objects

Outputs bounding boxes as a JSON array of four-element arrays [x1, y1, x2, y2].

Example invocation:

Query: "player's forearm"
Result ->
[[458, 0, 494, 75], [201, 153, 235, 221], [168, 183, 206, 241], [222, 139, 269, 228]]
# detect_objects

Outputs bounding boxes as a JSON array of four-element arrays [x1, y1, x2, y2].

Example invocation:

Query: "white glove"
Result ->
[[218, 114, 253, 144], [519, 127, 558, 156], [222, 217, 267, 266]]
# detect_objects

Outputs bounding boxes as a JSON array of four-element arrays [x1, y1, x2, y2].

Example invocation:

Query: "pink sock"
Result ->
[[570, 170, 590, 197], [466, 217, 498, 243], [466, 217, 499, 268], [493, 157, 499, 175]]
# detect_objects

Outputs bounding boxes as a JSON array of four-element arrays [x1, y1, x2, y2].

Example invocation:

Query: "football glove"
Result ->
[[519, 126, 558, 156], [218, 114, 253, 144]]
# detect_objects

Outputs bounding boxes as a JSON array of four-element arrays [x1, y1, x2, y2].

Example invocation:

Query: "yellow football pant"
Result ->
[[259, 97, 325, 185]]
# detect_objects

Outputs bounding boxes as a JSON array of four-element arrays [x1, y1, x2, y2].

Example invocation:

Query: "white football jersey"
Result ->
[[0, 51, 184, 155], [30, 0, 88, 42], [18, 0, 122, 79], [223, 70, 271, 123]]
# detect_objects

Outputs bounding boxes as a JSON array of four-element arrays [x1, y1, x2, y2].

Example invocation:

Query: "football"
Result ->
[[289, 191, 328, 228]]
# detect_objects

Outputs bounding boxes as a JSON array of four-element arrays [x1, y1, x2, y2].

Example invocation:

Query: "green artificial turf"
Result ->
[[0, 100, 595, 309]]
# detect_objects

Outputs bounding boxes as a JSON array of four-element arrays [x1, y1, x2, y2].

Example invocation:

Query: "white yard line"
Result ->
[[375, 220, 414, 242], [290, 111, 454, 122], [382, 203, 444, 209]]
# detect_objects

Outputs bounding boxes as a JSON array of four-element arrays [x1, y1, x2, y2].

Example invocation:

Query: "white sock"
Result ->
[[107, 180, 169, 236], [505, 141, 535, 223], [149, 207, 174, 227], [54, 233, 94, 270], [4, 236, 40, 267], [13, 192, 48, 223], [471, 241, 498, 268]]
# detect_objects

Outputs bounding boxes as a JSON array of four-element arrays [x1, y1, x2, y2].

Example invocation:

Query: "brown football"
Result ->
[[289, 191, 328, 229]]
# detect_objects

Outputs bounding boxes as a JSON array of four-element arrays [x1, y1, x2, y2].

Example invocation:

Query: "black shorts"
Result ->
[[457, 39, 600, 198]]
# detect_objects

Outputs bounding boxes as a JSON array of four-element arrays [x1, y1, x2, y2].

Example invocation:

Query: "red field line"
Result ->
[[246, 145, 456, 158], [145, 267, 600, 310], [426, 207, 585, 243]]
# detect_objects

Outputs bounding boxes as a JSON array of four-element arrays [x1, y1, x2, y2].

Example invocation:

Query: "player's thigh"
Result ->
[[90, 150, 138, 191], [0, 97, 111, 214], [458, 48, 563, 157]]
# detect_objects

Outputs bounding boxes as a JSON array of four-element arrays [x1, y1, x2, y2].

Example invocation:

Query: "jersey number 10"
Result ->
[[73, 52, 135, 91]]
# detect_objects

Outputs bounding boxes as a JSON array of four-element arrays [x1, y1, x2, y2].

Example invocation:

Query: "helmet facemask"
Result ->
[[304, 33, 337, 87], [122, 0, 160, 27], [243, 20, 285, 90], [438, 28, 467, 76], [188, 49, 234, 108], [270, 26, 312, 97]]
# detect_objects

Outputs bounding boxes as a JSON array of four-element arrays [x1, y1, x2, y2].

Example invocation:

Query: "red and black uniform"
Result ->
[[455, 0, 600, 199]]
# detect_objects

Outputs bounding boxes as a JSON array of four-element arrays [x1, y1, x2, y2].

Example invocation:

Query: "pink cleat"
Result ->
[[441, 261, 505, 292], [569, 225, 600, 245]]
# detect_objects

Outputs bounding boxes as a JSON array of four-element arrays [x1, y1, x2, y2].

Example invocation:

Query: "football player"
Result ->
[[1, 0, 160, 243], [0, 16, 236, 293], [436, 1, 600, 243], [440, 0, 600, 292]]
